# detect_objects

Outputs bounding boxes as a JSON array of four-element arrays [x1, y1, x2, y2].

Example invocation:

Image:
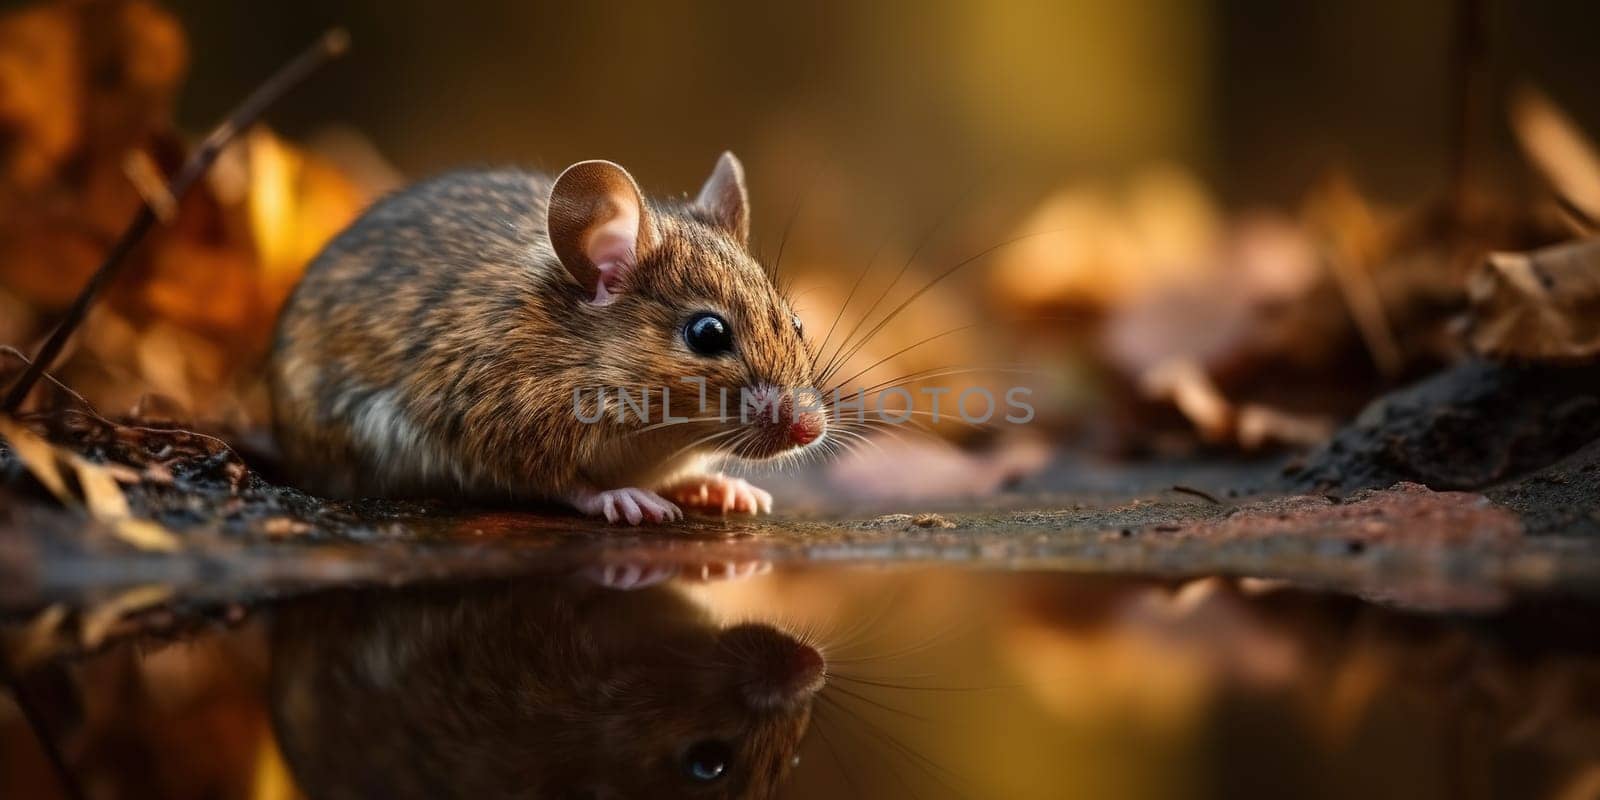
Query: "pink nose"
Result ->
[[789, 412, 823, 446]]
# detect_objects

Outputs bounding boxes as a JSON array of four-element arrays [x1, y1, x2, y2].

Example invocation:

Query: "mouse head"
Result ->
[[564, 616, 823, 799], [548, 154, 827, 461], [271, 580, 822, 800]]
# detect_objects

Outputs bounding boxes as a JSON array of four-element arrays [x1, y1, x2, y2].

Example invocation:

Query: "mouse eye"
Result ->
[[790, 313, 804, 338], [684, 312, 733, 356], [681, 739, 732, 782]]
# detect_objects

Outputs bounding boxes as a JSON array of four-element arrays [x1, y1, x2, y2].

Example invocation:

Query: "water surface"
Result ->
[[5, 553, 1598, 799]]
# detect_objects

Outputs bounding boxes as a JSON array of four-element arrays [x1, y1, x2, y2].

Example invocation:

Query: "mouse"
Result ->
[[269, 576, 825, 799], [268, 153, 828, 523]]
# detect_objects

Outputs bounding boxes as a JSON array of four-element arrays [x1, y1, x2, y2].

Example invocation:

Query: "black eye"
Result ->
[[681, 739, 732, 782], [684, 312, 733, 356], [791, 313, 804, 337]]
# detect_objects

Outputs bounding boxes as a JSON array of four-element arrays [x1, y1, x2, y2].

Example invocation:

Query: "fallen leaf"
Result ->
[[72, 450, 182, 550], [1140, 358, 1232, 443], [112, 517, 181, 552], [74, 454, 132, 519], [1237, 404, 1335, 449], [5, 603, 67, 669], [80, 584, 175, 649], [1140, 358, 1333, 449], [0, 414, 71, 501], [3, 414, 184, 550], [1467, 237, 1600, 360]]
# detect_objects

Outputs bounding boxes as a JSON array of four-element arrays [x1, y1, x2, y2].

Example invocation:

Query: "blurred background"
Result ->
[[161, 0, 1598, 211], [3, 0, 1600, 474], [6, 3, 1600, 798]]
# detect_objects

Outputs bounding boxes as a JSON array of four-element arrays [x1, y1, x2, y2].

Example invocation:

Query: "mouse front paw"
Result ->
[[662, 474, 773, 515], [571, 487, 682, 525]]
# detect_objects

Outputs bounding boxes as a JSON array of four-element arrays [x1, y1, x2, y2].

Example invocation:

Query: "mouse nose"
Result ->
[[789, 410, 824, 446], [720, 623, 826, 711]]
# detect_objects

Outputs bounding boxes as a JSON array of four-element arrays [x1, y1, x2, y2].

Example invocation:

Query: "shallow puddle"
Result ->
[[4, 554, 1599, 799]]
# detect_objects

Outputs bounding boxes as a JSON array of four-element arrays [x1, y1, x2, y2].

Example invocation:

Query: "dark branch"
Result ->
[[1, 28, 350, 413]]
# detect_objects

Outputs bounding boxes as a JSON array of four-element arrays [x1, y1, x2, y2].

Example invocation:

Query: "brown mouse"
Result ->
[[270, 576, 825, 799], [268, 153, 828, 523]]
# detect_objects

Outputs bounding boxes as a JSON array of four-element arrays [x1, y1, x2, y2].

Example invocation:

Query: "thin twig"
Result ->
[[1170, 484, 1222, 505], [1553, 190, 1600, 234], [1, 28, 350, 413]]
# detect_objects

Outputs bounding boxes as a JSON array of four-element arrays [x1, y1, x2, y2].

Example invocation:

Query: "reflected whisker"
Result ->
[[823, 680, 929, 722]]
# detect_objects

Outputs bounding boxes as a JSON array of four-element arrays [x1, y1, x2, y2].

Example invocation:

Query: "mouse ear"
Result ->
[[547, 160, 658, 305], [693, 151, 750, 246]]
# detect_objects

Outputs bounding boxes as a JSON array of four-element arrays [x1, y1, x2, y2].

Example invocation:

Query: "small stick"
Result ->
[[122, 151, 178, 222], [1553, 190, 1600, 234], [1169, 484, 1222, 505], [1, 28, 350, 414]]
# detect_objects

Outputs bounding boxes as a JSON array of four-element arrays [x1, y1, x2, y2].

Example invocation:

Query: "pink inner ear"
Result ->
[[585, 204, 639, 305]]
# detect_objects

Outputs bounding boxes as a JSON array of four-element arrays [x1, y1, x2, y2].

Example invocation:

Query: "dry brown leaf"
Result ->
[[80, 584, 175, 649], [74, 454, 131, 519], [3, 414, 183, 551], [5, 603, 67, 669], [73, 454, 181, 550], [0, 414, 71, 501], [1511, 87, 1600, 231], [1140, 358, 1333, 450], [1236, 404, 1335, 449], [1467, 237, 1600, 360], [101, 461, 143, 484], [1140, 358, 1232, 443], [112, 518, 181, 552]]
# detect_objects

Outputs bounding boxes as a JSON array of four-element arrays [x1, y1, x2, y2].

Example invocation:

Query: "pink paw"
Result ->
[[571, 487, 682, 525], [663, 474, 773, 516]]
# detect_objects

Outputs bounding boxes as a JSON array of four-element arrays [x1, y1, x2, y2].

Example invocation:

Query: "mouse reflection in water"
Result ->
[[269, 576, 824, 799]]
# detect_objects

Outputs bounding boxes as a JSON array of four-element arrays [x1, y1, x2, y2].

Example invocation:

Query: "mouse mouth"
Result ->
[[732, 386, 827, 461]]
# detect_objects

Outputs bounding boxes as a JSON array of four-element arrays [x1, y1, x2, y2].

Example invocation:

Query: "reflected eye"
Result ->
[[684, 312, 733, 356], [681, 739, 732, 782], [791, 313, 804, 338]]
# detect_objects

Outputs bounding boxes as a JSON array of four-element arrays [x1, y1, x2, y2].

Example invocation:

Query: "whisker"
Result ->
[[816, 178, 980, 383], [820, 321, 988, 392], [821, 314, 1071, 393], [811, 707, 865, 800], [621, 415, 732, 438], [812, 236, 890, 375], [836, 364, 1038, 398], [655, 427, 743, 466], [826, 674, 1010, 693], [817, 583, 910, 657], [825, 616, 971, 665], [818, 229, 1063, 386], [769, 160, 819, 281], [820, 696, 930, 800], [824, 681, 930, 722], [819, 693, 970, 799]]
